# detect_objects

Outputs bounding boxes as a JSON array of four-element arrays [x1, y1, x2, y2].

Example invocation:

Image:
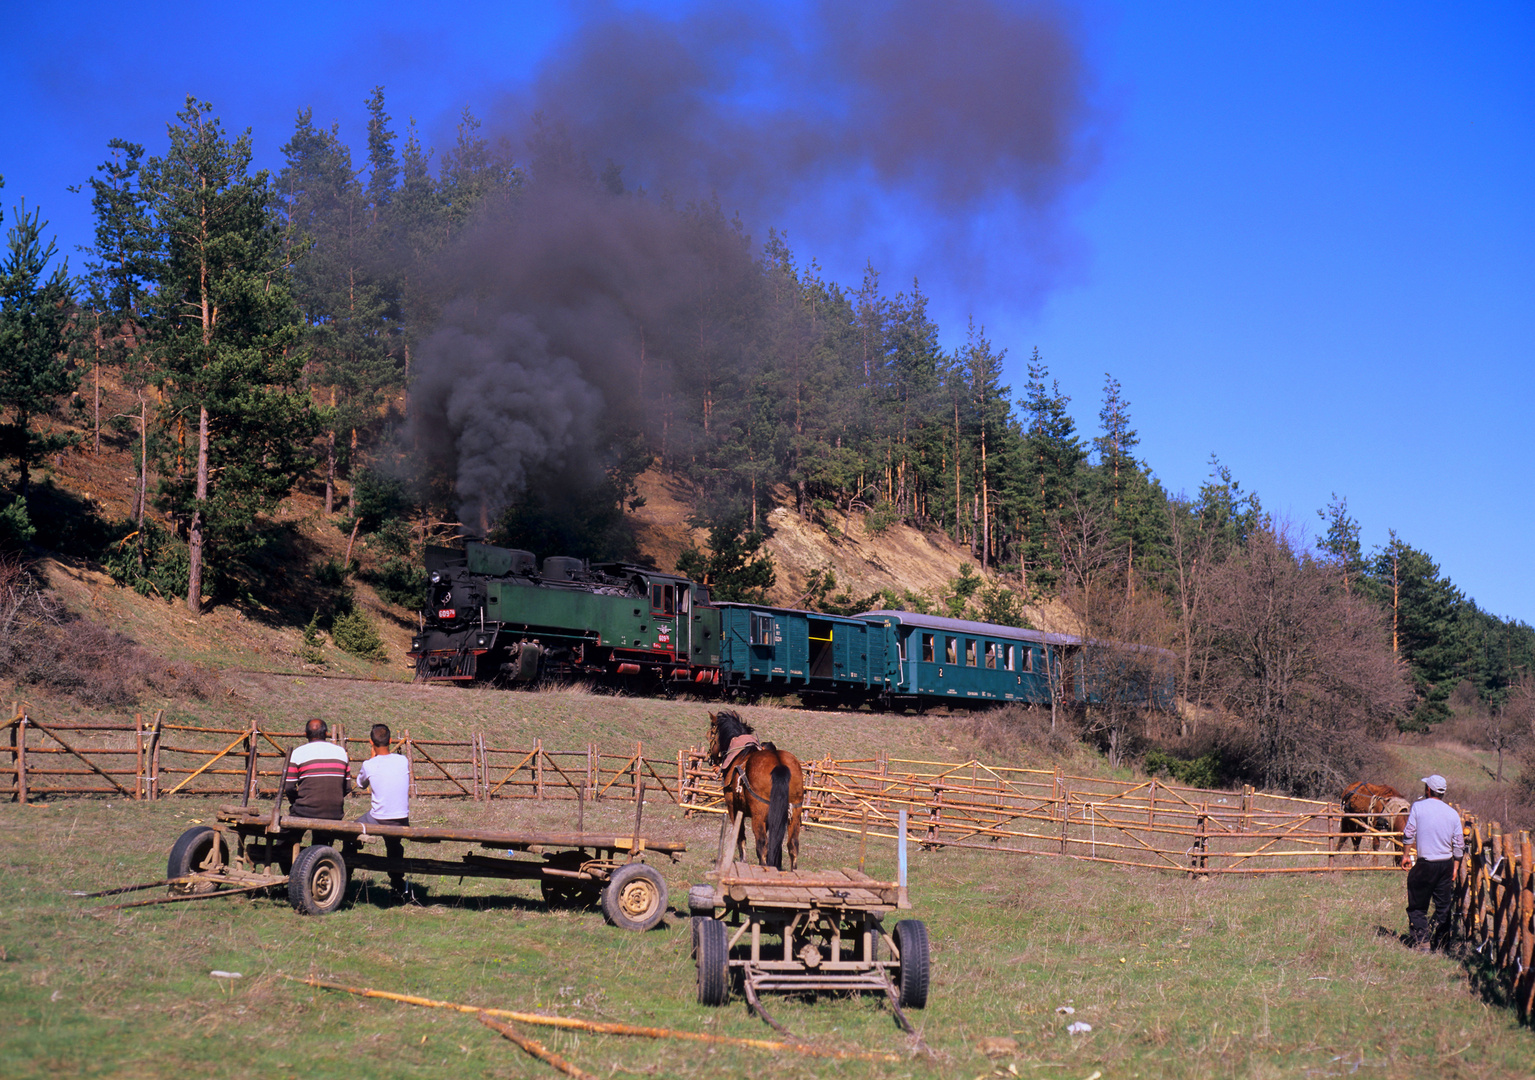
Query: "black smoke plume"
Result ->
[[413, 0, 1100, 530]]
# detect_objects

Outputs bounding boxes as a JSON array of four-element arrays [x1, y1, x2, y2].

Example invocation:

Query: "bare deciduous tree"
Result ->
[[1203, 525, 1410, 795]]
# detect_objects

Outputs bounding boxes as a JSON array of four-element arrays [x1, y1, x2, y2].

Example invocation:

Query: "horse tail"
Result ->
[[766, 764, 791, 870]]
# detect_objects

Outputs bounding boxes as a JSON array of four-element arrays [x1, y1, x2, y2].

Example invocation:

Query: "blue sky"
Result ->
[[3, 2, 1532, 620]]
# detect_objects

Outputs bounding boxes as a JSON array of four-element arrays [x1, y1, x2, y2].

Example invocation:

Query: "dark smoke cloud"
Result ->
[[518, 0, 1097, 225], [417, 0, 1100, 527], [412, 311, 603, 529]]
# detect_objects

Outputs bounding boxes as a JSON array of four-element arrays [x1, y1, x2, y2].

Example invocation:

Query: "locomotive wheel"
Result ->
[[695, 917, 729, 1005], [166, 826, 228, 895], [893, 919, 930, 1009], [601, 863, 669, 932], [288, 845, 348, 916]]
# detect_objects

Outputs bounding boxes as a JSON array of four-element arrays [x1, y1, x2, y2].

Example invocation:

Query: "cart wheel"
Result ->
[[893, 919, 930, 1009], [167, 826, 228, 895], [601, 863, 669, 932], [687, 884, 715, 916], [695, 917, 729, 1005], [288, 845, 348, 915], [540, 876, 591, 909]]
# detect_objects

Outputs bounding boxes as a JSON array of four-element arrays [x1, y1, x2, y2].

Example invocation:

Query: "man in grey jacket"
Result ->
[[1402, 773, 1464, 951]]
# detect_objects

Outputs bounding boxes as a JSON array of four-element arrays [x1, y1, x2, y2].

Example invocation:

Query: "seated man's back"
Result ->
[[285, 718, 351, 819]]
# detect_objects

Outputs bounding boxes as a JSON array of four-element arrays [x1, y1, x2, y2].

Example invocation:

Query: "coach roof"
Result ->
[[857, 610, 1076, 647]]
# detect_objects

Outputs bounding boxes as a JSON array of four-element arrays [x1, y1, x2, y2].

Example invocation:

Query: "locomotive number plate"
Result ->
[[438, 609, 456, 619]]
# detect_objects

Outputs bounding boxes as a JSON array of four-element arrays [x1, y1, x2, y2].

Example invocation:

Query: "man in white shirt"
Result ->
[[355, 723, 412, 901], [1402, 773, 1464, 952]]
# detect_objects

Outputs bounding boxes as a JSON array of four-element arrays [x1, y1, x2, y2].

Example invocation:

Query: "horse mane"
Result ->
[[710, 710, 754, 763]]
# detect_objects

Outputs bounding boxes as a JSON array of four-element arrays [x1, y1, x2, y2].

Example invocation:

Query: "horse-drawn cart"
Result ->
[[687, 811, 930, 1029], [146, 804, 684, 931]]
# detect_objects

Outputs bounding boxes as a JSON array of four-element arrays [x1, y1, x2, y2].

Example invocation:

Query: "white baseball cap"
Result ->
[[1421, 774, 1447, 794]]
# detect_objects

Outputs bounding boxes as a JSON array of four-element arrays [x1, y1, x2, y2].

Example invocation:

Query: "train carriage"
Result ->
[[858, 610, 1066, 710], [408, 540, 1176, 716], [715, 604, 885, 707]]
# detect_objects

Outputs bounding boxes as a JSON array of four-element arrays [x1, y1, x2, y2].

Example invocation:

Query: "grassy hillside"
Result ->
[[2, 682, 1531, 1079]]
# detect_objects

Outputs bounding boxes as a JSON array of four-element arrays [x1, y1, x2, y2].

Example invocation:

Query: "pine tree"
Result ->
[[140, 96, 316, 614], [280, 108, 399, 516], [0, 198, 76, 501]]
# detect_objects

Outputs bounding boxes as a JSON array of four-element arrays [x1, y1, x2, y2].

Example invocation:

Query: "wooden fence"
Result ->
[[1455, 818, 1535, 1021], [0, 704, 682, 806], [680, 749, 1397, 876], [2, 702, 1401, 877]]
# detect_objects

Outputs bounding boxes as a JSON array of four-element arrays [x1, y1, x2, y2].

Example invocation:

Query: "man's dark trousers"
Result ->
[[1406, 857, 1455, 947]]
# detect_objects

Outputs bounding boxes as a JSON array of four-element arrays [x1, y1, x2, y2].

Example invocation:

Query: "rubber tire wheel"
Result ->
[[687, 883, 715, 916], [893, 919, 930, 1009], [288, 844, 348, 915], [695, 916, 729, 1006], [167, 826, 228, 895], [601, 863, 669, 932]]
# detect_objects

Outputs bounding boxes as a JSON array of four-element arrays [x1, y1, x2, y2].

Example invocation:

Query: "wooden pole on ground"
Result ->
[[478, 1014, 597, 1080], [288, 977, 901, 1061]]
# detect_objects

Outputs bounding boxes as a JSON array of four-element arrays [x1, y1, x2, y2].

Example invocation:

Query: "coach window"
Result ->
[[945, 637, 958, 665], [897, 636, 907, 661], [922, 634, 935, 663], [1003, 643, 1015, 671], [750, 613, 775, 645], [965, 639, 977, 667], [1021, 647, 1034, 673], [984, 642, 997, 669]]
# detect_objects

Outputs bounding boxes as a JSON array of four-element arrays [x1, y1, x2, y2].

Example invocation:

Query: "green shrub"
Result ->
[[331, 610, 386, 661], [101, 521, 190, 602], [1143, 747, 1224, 790], [365, 556, 426, 608], [863, 500, 898, 536], [299, 612, 326, 665], [0, 497, 35, 551], [315, 558, 350, 587]]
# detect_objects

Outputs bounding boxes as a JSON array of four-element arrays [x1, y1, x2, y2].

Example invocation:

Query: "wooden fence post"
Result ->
[[1058, 783, 1068, 855], [13, 709, 27, 805], [147, 709, 163, 800], [634, 741, 642, 804], [134, 713, 144, 801], [587, 743, 596, 802], [1518, 831, 1534, 1019], [243, 717, 259, 805], [1190, 802, 1209, 878], [677, 749, 687, 813], [535, 738, 544, 801], [1148, 778, 1156, 829], [472, 734, 483, 802], [404, 730, 417, 799], [925, 784, 942, 849]]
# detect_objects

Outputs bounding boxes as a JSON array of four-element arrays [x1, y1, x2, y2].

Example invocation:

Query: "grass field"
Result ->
[[2, 682, 1532, 1079]]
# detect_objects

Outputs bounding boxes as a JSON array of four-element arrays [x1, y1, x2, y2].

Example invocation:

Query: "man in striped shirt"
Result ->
[[284, 718, 352, 820]]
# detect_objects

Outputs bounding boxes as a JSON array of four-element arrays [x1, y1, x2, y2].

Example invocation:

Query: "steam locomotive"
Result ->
[[408, 541, 1176, 712]]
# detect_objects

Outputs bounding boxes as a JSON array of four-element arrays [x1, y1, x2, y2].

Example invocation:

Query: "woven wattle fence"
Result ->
[[1455, 818, 1535, 1021]]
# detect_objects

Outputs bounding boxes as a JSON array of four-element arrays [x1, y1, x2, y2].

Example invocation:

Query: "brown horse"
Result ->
[[707, 710, 804, 870], [1338, 781, 1411, 865]]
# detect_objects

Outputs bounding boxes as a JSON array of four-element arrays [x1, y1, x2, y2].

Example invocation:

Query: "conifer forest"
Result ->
[[2, 92, 1532, 800]]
